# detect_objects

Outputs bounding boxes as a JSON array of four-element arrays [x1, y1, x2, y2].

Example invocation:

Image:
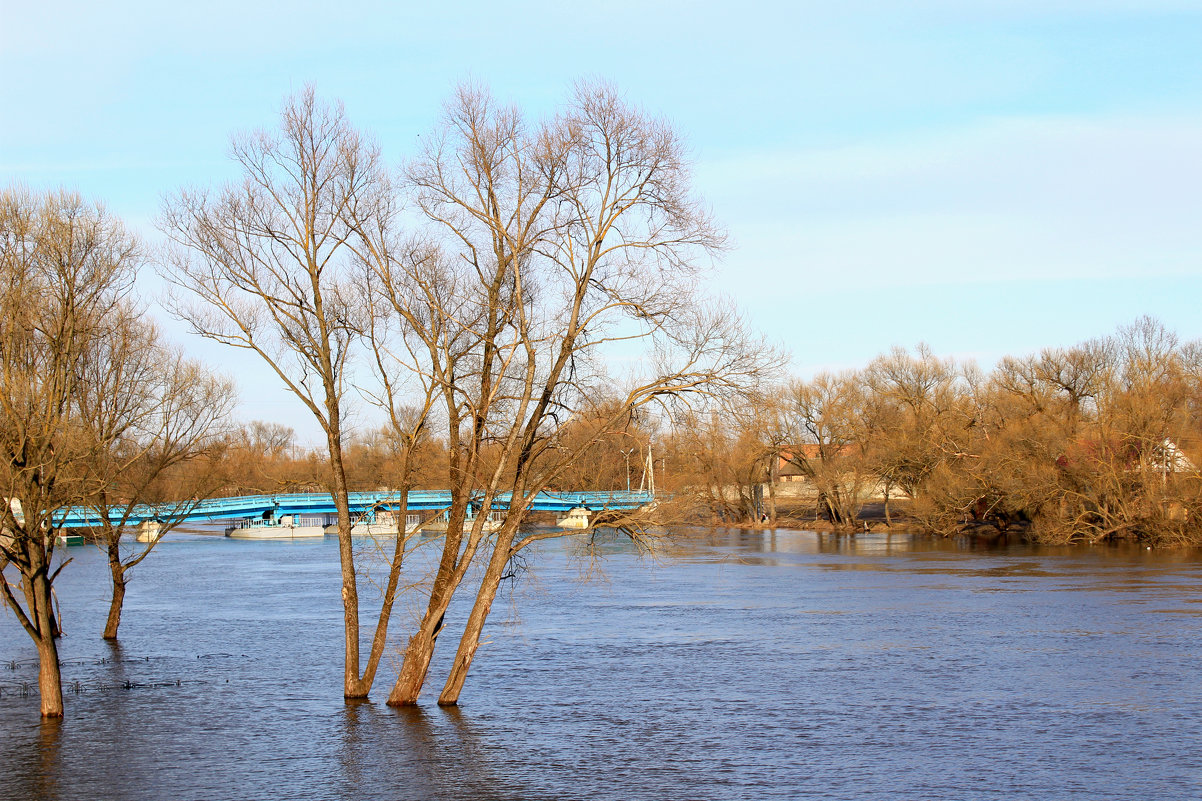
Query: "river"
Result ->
[[2, 527, 1201, 800]]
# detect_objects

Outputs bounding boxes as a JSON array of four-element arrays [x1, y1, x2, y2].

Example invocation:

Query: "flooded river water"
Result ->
[[2, 527, 1201, 800]]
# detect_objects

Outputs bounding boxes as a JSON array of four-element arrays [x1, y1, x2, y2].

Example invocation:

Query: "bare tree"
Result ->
[[369, 81, 774, 706], [246, 420, 297, 457], [347, 239, 444, 695], [0, 188, 138, 717], [778, 372, 874, 528], [667, 407, 772, 523], [539, 398, 653, 492], [73, 314, 235, 639], [162, 82, 772, 708], [861, 345, 973, 506], [159, 88, 401, 699]]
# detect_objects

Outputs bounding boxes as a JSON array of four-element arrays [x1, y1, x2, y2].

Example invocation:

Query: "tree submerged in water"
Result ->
[[377, 81, 773, 706], [0, 188, 234, 717], [160, 82, 774, 707]]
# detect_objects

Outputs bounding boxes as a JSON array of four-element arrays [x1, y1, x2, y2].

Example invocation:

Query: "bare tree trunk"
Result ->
[[356, 487, 412, 692], [884, 480, 892, 527], [387, 612, 444, 706], [388, 547, 468, 706], [103, 564, 125, 640], [32, 573, 64, 718], [326, 426, 363, 699], [388, 490, 473, 705], [767, 451, 778, 524], [36, 636, 63, 719], [437, 537, 513, 707]]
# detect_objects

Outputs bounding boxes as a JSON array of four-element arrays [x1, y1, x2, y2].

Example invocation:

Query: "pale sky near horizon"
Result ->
[[3, 1, 1200, 443]]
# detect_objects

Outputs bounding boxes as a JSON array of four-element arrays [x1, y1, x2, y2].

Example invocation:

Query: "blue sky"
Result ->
[[3, 1, 1200, 441]]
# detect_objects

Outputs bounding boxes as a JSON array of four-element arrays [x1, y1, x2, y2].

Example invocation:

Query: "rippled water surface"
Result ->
[[3, 528, 1202, 800]]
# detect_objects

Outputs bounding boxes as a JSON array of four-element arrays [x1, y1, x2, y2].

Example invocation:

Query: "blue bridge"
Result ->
[[56, 490, 656, 529]]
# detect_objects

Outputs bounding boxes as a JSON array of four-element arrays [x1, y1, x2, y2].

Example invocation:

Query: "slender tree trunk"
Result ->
[[103, 540, 125, 640], [884, 480, 892, 527], [818, 491, 834, 524], [357, 487, 411, 692], [767, 452, 778, 524], [326, 424, 362, 699], [103, 571, 125, 640], [387, 613, 444, 706], [437, 529, 517, 706]]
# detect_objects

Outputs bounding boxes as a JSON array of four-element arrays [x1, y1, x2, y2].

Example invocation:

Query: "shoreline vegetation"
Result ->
[[671, 317, 1202, 550], [711, 500, 1027, 539], [44, 309, 1202, 553]]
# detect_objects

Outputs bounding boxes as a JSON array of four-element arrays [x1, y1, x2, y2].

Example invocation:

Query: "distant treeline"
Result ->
[[181, 316, 1202, 547], [187, 409, 655, 501], [666, 317, 1202, 546]]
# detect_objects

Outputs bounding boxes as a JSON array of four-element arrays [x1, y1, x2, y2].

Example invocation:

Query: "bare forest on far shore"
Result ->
[[135, 316, 1202, 549], [673, 316, 1202, 547]]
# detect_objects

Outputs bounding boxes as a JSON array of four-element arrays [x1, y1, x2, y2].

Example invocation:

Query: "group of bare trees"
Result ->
[[2, 83, 761, 718], [0, 189, 232, 717], [927, 317, 1202, 545], [196, 412, 651, 500], [680, 318, 1202, 547], [154, 83, 769, 710]]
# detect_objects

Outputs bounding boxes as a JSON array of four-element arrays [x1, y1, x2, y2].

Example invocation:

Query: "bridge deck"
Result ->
[[57, 490, 655, 528]]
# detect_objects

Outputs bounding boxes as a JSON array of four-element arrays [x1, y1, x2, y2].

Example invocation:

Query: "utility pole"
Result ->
[[646, 446, 656, 496]]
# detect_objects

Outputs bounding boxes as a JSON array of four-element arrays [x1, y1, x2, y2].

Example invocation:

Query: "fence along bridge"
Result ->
[[56, 490, 656, 531]]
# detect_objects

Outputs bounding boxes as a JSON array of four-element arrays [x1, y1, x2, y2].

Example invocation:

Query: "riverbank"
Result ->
[[715, 499, 929, 534], [715, 497, 1192, 546]]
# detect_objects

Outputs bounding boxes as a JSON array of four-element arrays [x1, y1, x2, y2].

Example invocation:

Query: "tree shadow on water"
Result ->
[[0, 716, 63, 801], [337, 701, 538, 801], [32, 718, 62, 800]]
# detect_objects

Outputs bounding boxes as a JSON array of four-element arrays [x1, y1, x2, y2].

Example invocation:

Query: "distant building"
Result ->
[[775, 444, 851, 482]]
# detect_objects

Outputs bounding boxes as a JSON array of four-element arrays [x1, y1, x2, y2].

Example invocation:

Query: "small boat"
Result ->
[[225, 515, 325, 539]]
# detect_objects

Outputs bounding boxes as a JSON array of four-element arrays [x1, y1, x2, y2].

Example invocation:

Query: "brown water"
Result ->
[[2, 528, 1201, 800]]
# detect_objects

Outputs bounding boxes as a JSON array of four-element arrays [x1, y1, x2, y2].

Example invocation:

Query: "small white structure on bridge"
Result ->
[[136, 520, 164, 543], [420, 509, 503, 534], [556, 507, 591, 529]]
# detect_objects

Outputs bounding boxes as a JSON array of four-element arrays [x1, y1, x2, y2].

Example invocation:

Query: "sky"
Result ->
[[3, 1, 1200, 443]]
